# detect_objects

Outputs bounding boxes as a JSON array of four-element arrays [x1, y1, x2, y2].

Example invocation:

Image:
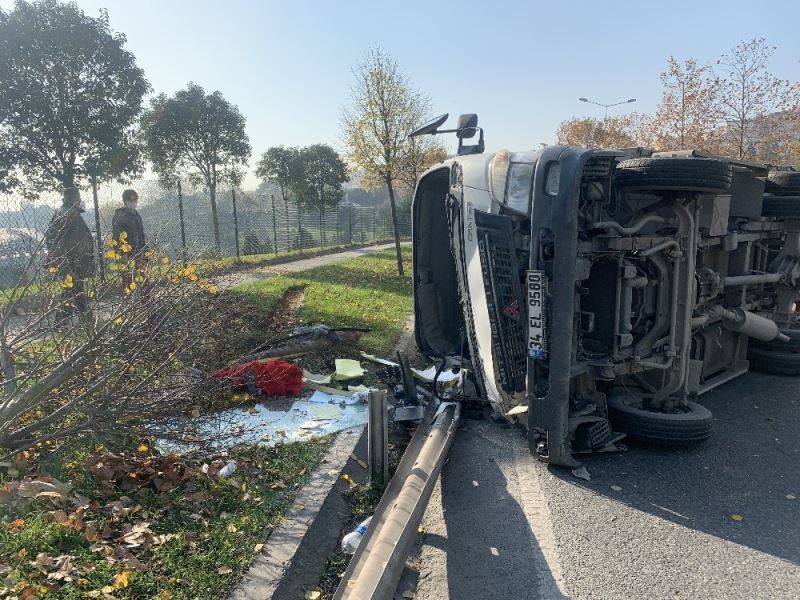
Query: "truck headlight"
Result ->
[[489, 151, 534, 215], [505, 163, 534, 214]]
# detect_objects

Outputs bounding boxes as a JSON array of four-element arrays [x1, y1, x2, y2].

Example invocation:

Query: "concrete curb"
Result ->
[[230, 427, 365, 599]]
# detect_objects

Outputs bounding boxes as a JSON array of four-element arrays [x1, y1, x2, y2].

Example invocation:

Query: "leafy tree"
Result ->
[[255, 146, 304, 248], [0, 0, 150, 195], [294, 144, 348, 247], [255, 146, 300, 209], [141, 83, 251, 249], [651, 57, 720, 151], [556, 115, 640, 149], [342, 47, 437, 275], [716, 38, 792, 160]]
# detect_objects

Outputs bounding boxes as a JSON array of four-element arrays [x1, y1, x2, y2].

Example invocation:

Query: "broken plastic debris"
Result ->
[[412, 365, 465, 387], [572, 466, 591, 481], [308, 389, 365, 406], [218, 461, 237, 478], [309, 404, 343, 420], [360, 351, 398, 367], [303, 369, 332, 385], [334, 359, 366, 380]]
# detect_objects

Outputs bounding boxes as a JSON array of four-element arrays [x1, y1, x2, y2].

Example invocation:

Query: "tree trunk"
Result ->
[[319, 206, 324, 248], [209, 183, 221, 250], [386, 179, 404, 276]]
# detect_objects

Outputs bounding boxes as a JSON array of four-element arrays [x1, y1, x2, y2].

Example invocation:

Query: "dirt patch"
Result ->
[[262, 285, 306, 340]]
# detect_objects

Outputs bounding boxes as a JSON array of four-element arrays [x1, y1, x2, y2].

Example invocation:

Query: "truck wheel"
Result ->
[[607, 396, 713, 445], [614, 158, 732, 194], [764, 171, 800, 195], [761, 195, 800, 217], [748, 329, 800, 375]]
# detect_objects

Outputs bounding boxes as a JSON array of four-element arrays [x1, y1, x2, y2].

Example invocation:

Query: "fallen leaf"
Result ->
[[305, 591, 322, 600], [113, 571, 130, 588], [227, 523, 238, 533], [101, 586, 114, 594], [731, 513, 744, 522], [160, 591, 172, 599], [270, 481, 287, 490], [610, 485, 623, 492], [254, 543, 264, 553], [217, 567, 232, 575]]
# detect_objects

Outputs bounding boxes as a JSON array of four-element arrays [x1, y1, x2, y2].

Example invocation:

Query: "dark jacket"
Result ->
[[44, 205, 96, 278], [112, 207, 146, 255]]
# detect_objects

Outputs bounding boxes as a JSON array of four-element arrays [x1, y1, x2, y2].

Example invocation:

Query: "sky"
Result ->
[[2, 0, 799, 188]]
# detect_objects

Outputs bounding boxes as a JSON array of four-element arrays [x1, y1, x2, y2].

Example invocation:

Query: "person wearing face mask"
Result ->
[[44, 186, 96, 315], [112, 189, 148, 292]]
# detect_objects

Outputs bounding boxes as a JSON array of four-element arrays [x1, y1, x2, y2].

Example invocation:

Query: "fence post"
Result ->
[[232, 188, 240, 260], [177, 181, 187, 265], [90, 173, 105, 280], [270, 194, 278, 256]]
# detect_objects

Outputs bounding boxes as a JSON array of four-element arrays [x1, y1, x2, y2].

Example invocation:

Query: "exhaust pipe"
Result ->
[[719, 307, 790, 342]]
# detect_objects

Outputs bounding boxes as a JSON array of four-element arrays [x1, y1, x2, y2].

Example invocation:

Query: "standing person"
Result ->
[[44, 187, 95, 315], [112, 189, 147, 291]]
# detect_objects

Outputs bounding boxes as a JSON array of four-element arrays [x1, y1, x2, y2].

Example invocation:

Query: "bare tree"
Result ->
[[556, 115, 643, 149], [0, 236, 233, 457], [342, 48, 438, 276], [716, 38, 791, 160], [651, 57, 720, 151]]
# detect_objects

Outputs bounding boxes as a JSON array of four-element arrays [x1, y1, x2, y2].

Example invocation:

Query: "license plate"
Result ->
[[527, 270, 547, 359]]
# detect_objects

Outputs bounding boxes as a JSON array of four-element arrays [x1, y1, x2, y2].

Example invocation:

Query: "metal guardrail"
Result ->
[[334, 401, 461, 599]]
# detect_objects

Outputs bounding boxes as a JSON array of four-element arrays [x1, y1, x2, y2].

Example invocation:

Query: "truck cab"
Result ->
[[411, 113, 800, 466]]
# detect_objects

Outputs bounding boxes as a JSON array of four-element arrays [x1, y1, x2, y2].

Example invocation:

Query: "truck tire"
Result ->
[[614, 158, 732, 194], [607, 396, 713, 445], [748, 328, 800, 375], [764, 171, 800, 195], [761, 195, 800, 217]]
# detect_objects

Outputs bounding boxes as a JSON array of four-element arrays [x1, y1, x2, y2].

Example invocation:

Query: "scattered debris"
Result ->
[[506, 405, 528, 416], [334, 358, 366, 381], [210, 359, 304, 397], [236, 324, 369, 364]]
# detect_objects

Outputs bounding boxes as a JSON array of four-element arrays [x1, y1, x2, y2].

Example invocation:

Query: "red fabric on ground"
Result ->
[[210, 359, 304, 397]]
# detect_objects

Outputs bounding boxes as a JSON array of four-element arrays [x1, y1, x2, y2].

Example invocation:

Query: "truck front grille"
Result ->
[[474, 211, 527, 393]]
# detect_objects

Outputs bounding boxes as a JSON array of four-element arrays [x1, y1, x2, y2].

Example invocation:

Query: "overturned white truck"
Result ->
[[411, 113, 800, 466]]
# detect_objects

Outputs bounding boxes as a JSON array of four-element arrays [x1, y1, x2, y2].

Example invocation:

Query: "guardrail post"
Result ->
[[368, 389, 388, 483]]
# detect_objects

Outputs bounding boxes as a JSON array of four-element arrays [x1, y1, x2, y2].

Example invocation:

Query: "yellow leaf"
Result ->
[[120, 243, 132, 253], [48, 266, 57, 273], [227, 523, 237, 533], [254, 543, 264, 553], [160, 591, 172, 599], [161, 256, 170, 265], [137, 444, 148, 453], [731, 513, 744, 522], [114, 571, 130, 588], [114, 317, 124, 326], [101, 585, 114, 594]]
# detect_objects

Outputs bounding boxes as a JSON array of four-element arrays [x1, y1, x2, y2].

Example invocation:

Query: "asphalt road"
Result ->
[[408, 371, 800, 600]]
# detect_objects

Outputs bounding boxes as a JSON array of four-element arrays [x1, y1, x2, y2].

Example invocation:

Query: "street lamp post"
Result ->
[[579, 97, 637, 121]]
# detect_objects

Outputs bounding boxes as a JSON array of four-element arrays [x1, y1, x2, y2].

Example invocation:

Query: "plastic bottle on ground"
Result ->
[[341, 516, 372, 554]]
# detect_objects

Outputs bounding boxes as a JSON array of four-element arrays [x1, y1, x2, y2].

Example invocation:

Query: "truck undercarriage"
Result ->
[[413, 132, 800, 466]]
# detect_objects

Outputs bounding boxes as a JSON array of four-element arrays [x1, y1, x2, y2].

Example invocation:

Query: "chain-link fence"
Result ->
[[0, 180, 411, 289]]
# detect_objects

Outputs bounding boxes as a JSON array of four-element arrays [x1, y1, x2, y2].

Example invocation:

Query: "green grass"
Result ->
[[232, 247, 412, 357], [0, 438, 332, 599]]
